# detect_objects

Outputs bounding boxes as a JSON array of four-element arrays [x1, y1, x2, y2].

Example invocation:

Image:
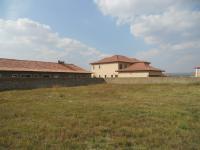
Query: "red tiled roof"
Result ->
[[90, 55, 145, 64], [0, 58, 90, 74], [117, 62, 164, 72]]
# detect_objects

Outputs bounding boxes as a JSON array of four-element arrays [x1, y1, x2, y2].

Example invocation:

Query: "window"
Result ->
[[76, 75, 81, 78], [119, 64, 123, 69], [111, 75, 113, 78], [115, 75, 118, 78], [12, 74, 18, 78], [99, 75, 101, 78], [93, 66, 95, 70], [33, 74, 39, 78], [42, 74, 51, 78], [105, 75, 107, 78], [21, 74, 32, 78], [99, 65, 101, 69], [68, 74, 73, 78], [124, 64, 128, 68], [53, 75, 59, 78]]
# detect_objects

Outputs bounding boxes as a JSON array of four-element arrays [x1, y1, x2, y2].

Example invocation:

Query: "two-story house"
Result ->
[[90, 55, 164, 78]]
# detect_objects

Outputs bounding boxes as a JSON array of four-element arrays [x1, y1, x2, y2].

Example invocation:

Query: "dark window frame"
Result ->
[[12, 74, 19, 78], [20, 74, 32, 78], [33, 74, 39, 78], [119, 64, 123, 69], [42, 74, 51, 78]]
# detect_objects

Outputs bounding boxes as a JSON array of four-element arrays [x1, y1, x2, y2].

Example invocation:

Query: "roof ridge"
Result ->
[[0, 58, 60, 64]]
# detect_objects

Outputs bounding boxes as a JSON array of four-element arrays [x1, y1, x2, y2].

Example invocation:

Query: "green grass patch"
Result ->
[[0, 84, 200, 149]]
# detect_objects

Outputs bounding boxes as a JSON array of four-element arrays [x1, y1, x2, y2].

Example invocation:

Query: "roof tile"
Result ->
[[118, 62, 164, 72], [0, 58, 90, 73], [90, 55, 143, 64]]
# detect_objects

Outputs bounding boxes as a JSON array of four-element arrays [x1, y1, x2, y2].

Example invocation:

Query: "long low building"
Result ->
[[90, 55, 164, 78], [0, 58, 91, 78]]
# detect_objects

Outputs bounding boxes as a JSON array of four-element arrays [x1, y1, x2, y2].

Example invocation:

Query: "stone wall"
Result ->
[[0, 78, 105, 91], [105, 77, 200, 84]]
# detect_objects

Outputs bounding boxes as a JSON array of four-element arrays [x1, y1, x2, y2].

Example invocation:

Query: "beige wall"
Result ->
[[91, 63, 119, 78], [118, 72, 149, 78], [195, 69, 200, 77]]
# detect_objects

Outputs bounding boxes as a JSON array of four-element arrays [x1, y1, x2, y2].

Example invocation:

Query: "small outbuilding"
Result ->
[[195, 66, 200, 77]]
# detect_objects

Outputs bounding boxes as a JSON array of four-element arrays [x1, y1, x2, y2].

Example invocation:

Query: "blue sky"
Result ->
[[0, 0, 200, 72], [0, 0, 149, 55]]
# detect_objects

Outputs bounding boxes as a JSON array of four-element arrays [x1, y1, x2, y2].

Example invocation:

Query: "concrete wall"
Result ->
[[0, 78, 105, 91], [118, 72, 149, 78], [105, 77, 200, 84]]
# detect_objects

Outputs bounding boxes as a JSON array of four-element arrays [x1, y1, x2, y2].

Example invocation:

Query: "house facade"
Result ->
[[90, 55, 164, 78], [195, 66, 200, 77], [0, 58, 91, 78]]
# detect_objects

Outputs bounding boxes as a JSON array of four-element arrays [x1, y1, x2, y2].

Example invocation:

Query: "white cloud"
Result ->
[[0, 18, 107, 69], [95, 0, 200, 72]]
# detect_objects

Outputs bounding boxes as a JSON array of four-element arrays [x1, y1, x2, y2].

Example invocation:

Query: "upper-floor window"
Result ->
[[99, 65, 101, 69], [124, 64, 128, 68], [119, 64, 123, 69]]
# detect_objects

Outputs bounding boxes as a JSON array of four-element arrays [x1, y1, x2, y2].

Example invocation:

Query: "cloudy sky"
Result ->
[[0, 0, 199, 72]]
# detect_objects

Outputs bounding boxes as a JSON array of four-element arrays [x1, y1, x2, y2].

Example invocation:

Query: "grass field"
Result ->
[[0, 83, 200, 149]]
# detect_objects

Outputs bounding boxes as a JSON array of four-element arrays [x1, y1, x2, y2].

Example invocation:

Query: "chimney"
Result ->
[[58, 60, 65, 64]]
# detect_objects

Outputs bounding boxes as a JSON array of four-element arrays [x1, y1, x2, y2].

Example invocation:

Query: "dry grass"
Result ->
[[0, 84, 200, 149]]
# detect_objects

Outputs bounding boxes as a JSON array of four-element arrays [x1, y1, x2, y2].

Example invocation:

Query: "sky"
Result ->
[[0, 0, 200, 73]]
